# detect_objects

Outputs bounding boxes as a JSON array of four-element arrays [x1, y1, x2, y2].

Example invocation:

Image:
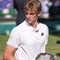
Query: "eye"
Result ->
[[30, 13, 35, 15], [25, 13, 28, 15], [25, 13, 35, 15]]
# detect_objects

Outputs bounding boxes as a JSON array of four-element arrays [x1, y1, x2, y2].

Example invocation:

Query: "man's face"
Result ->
[[25, 10, 40, 25]]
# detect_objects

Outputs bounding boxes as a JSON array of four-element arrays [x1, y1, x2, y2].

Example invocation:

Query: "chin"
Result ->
[[27, 21, 31, 24]]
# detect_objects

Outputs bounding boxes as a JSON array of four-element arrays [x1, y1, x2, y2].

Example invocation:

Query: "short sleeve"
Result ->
[[45, 25, 49, 45], [40, 24, 49, 53], [7, 27, 20, 48]]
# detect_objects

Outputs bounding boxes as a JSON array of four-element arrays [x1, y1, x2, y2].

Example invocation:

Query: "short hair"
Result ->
[[24, 0, 41, 14]]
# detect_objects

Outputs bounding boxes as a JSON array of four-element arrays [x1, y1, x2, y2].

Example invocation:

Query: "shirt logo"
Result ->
[[41, 33, 44, 36]]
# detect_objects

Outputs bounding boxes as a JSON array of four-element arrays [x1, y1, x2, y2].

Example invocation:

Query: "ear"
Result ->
[[38, 11, 41, 17]]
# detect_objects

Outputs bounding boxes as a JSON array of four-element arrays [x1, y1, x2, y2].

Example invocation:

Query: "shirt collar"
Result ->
[[25, 20, 39, 32]]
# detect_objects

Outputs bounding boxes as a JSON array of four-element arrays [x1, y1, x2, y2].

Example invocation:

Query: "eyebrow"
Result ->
[[25, 13, 36, 15]]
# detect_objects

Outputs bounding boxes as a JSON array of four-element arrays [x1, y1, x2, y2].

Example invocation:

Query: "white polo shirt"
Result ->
[[7, 20, 49, 60]]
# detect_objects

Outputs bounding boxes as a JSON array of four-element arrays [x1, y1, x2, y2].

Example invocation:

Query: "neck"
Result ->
[[30, 21, 37, 29]]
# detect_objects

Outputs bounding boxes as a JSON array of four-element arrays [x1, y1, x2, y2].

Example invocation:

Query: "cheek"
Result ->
[[32, 15, 37, 18], [33, 15, 37, 20]]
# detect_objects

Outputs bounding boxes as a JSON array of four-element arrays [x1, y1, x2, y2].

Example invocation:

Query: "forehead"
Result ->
[[25, 9, 35, 13]]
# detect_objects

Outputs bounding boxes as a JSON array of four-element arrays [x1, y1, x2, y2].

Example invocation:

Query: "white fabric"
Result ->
[[7, 20, 49, 60], [39, 0, 52, 18]]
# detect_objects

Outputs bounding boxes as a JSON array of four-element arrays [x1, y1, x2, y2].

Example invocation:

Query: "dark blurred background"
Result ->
[[0, 0, 60, 35]]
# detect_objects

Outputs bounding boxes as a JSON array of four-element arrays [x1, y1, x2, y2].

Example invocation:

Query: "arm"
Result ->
[[3, 45, 17, 60]]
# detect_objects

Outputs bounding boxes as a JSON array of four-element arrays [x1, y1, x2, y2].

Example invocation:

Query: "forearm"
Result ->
[[3, 55, 16, 60], [3, 45, 17, 60]]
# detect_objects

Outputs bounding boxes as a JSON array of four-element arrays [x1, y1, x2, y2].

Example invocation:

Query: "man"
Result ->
[[0, 0, 13, 9], [3, 0, 49, 60], [14, 0, 26, 25]]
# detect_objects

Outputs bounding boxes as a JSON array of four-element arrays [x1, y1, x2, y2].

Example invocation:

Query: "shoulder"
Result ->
[[38, 23, 49, 32], [39, 23, 48, 29], [10, 21, 26, 33]]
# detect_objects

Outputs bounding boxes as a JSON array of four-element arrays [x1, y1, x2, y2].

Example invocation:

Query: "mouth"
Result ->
[[27, 18, 31, 21], [26, 19, 32, 23]]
